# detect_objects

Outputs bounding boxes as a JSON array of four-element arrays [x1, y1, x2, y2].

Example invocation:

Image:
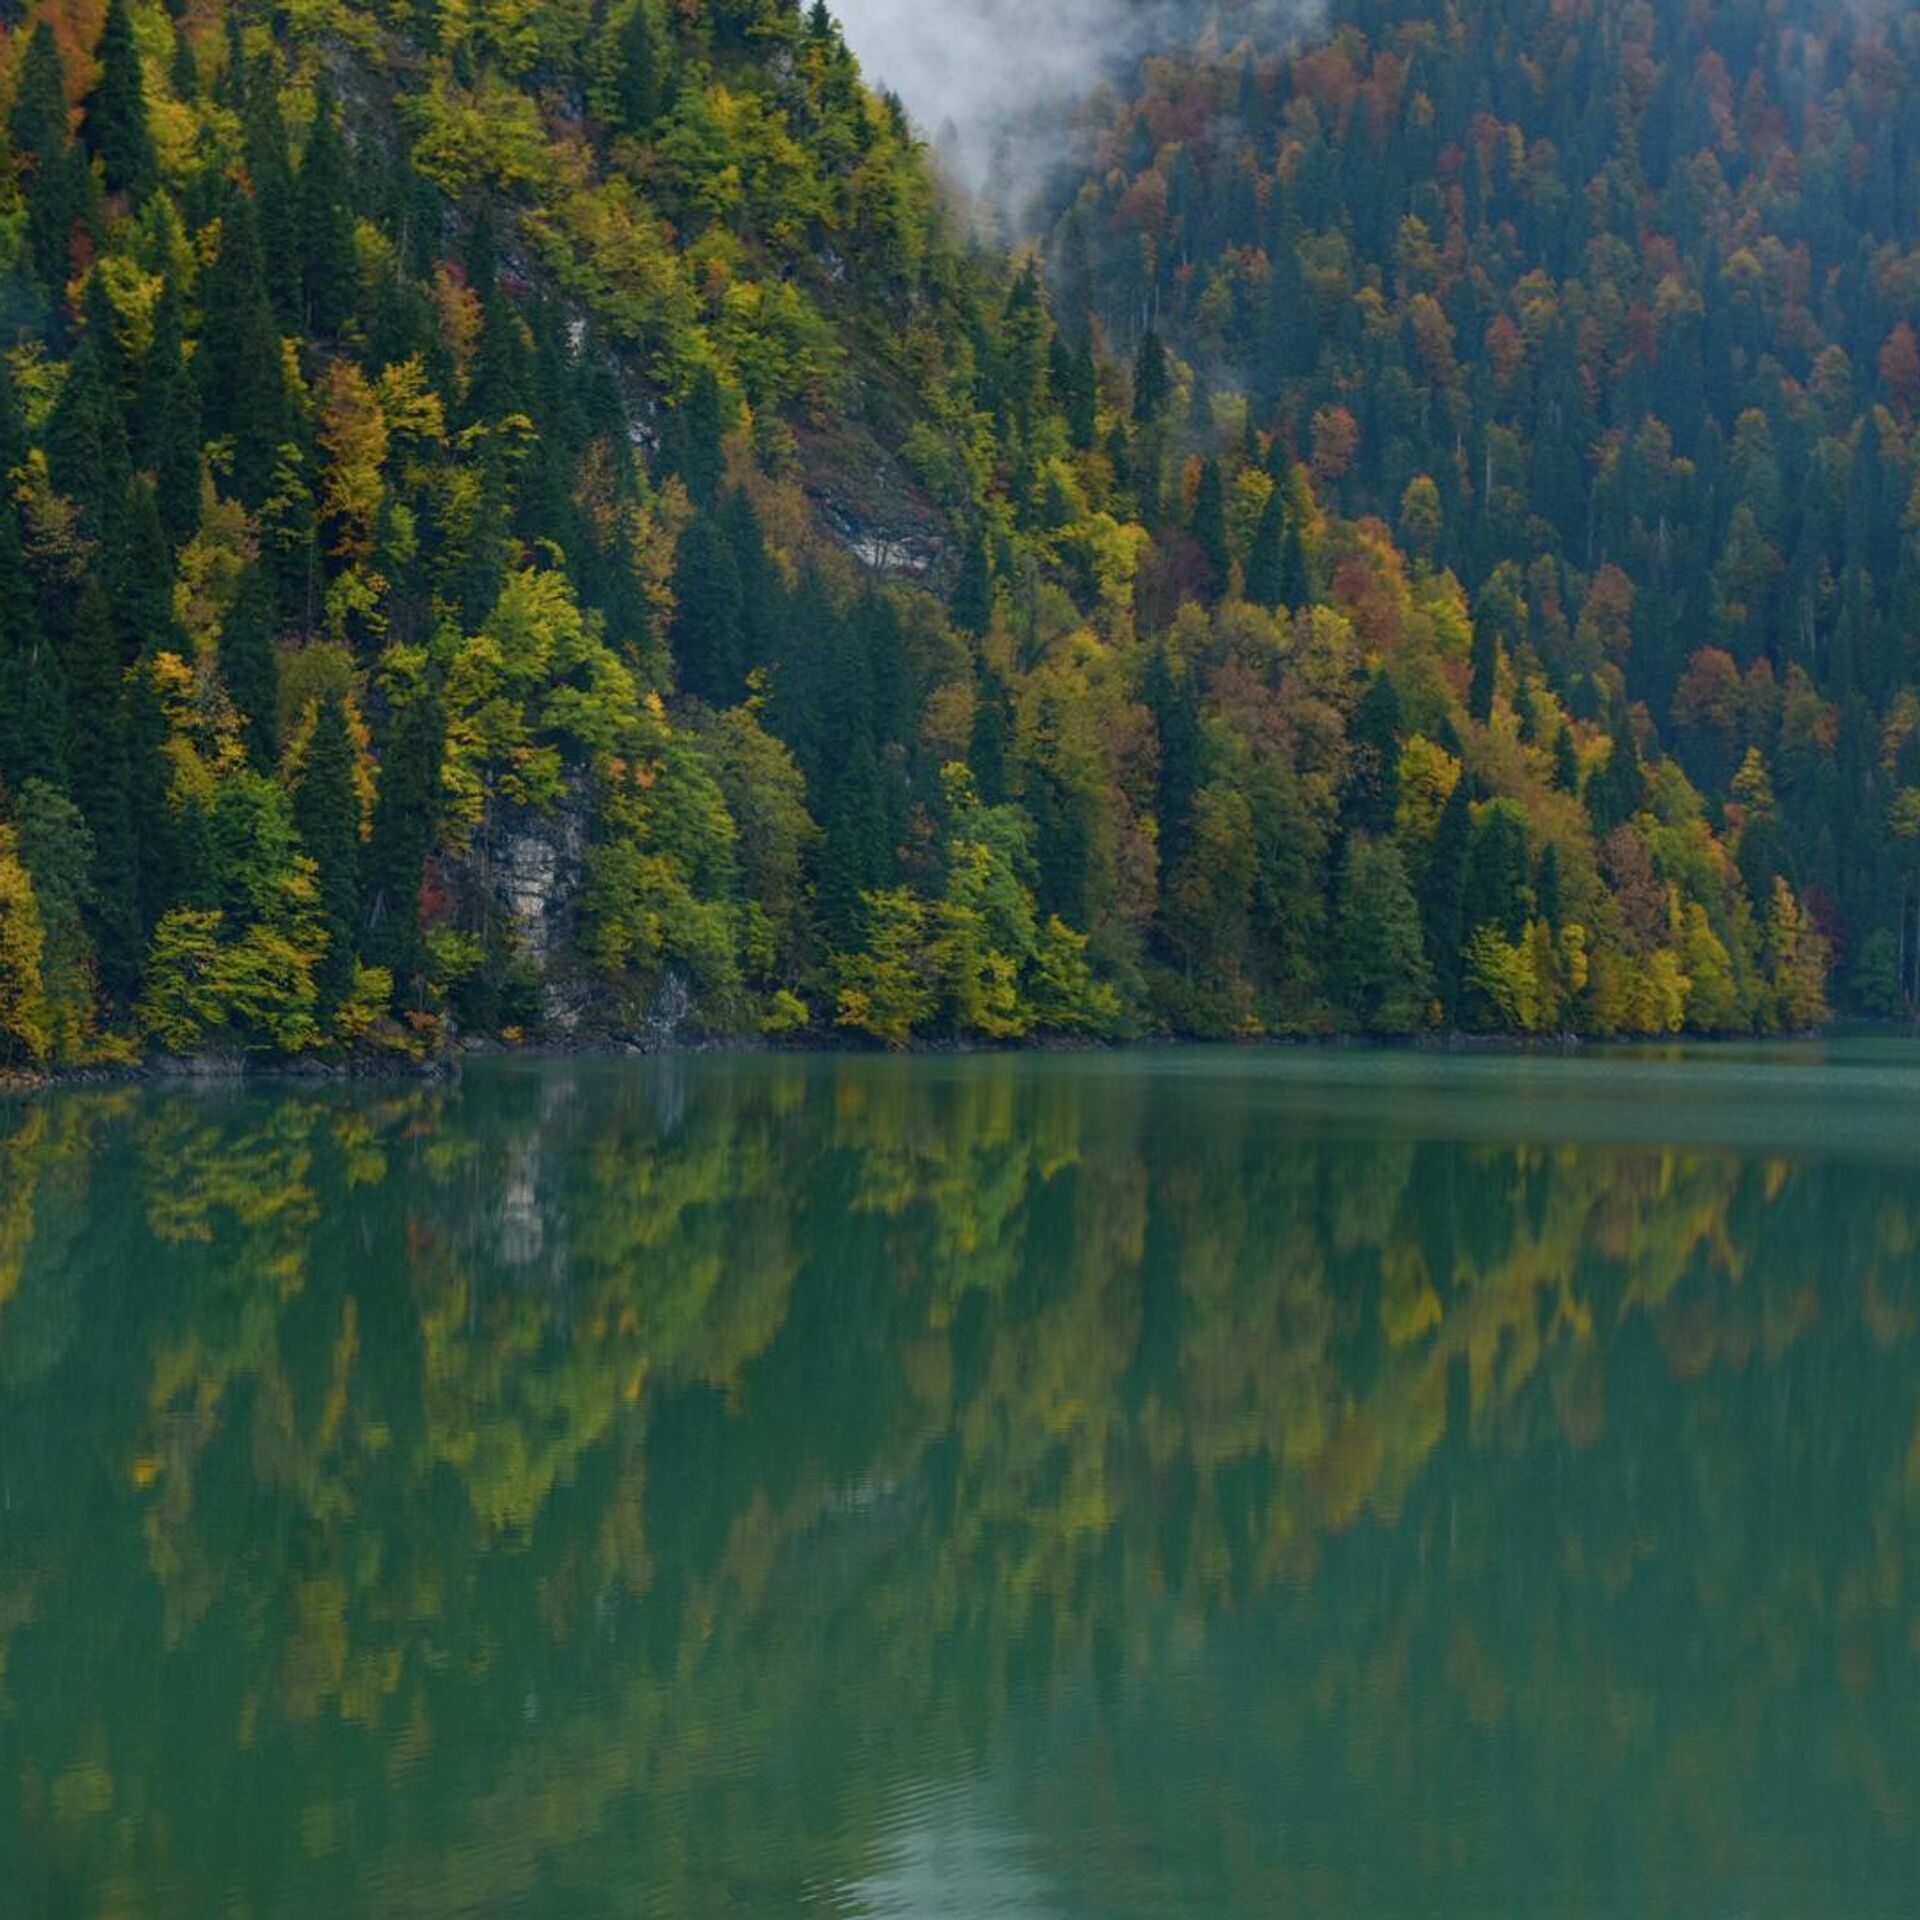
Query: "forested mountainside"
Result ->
[[0, 0, 1874, 1065]]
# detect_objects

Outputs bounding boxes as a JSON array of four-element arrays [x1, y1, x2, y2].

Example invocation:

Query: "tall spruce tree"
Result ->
[[197, 188, 293, 507], [362, 691, 443, 999], [12, 22, 88, 302], [136, 285, 203, 549], [294, 696, 362, 1016], [1244, 487, 1288, 610], [85, 0, 158, 198], [298, 81, 358, 336], [220, 565, 280, 771]]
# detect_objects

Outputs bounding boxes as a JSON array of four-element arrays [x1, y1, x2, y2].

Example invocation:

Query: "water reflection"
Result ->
[[2, 1049, 1919, 1916]]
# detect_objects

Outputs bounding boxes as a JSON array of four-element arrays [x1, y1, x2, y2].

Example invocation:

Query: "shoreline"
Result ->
[[3, 1022, 1891, 1097]]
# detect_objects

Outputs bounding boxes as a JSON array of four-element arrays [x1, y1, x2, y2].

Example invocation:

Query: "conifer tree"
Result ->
[[294, 695, 362, 1016], [1468, 615, 1498, 723], [1191, 458, 1229, 599], [12, 23, 88, 301], [669, 365, 726, 507], [1244, 486, 1288, 610], [62, 587, 141, 1002], [197, 189, 293, 507], [362, 691, 443, 998], [298, 81, 358, 336], [1337, 839, 1431, 1034], [952, 530, 993, 638], [241, 67, 301, 320], [220, 565, 280, 770], [136, 286, 203, 548], [1418, 779, 1470, 1019], [616, 1, 665, 135], [86, 0, 158, 199], [1132, 328, 1171, 424], [670, 510, 746, 706]]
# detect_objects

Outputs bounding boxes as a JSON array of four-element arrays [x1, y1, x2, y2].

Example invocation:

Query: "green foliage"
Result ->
[[0, 821, 50, 1065], [1336, 839, 1430, 1036], [0, 0, 1856, 1056], [85, 0, 158, 199]]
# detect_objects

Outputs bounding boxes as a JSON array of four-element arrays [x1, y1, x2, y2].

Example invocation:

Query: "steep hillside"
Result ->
[[1046, 0, 1920, 1017], [0, 0, 1845, 1064]]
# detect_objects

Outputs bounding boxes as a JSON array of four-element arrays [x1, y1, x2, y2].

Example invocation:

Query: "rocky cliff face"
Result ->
[[453, 797, 704, 1051]]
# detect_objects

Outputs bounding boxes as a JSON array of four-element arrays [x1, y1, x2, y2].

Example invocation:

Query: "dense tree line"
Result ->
[[0, 0, 1848, 1062]]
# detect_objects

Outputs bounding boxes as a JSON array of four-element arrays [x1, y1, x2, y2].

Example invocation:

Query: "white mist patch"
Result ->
[[833, 0, 1139, 189], [832, 0, 1321, 220]]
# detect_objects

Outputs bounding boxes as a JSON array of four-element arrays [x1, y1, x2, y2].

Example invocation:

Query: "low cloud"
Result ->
[[833, 0, 1321, 222]]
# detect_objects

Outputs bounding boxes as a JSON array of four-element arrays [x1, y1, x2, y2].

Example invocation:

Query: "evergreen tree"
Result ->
[[1244, 486, 1288, 610], [1468, 615, 1498, 723], [616, 1, 665, 135], [1462, 801, 1532, 942], [220, 566, 280, 771], [136, 286, 203, 549], [12, 23, 88, 301], [1337, 839, 1431, 1033], [197, 189, 293, 508], [668, 365, 726, 508], [1132, 328, 1171, 424], [1191, 458, 1230, 600], [952, 529, 993, 638], [670, 509, 746, 706], [85, 0, 158, 199], [241, 64, 301, 320], [294, 696, 362, 1016], [1145, 642, 1202, 882], [62, 587, 140, 1002], [1417, 779, 1470, 1020], [362, 691, 443, 999], [1586, 711, 1644, 832], [1343, 670, 1403, 838], [298, 81, 358, 336]]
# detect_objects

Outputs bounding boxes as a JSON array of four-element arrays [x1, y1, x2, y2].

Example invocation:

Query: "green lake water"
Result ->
[[3, 1044, 1920, 1916]]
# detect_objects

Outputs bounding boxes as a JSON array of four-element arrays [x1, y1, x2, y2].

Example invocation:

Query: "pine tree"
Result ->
[[362, 691, 444, 999], [85, 0, 158, 199], [241, 65, 301, 320], [670, 509, 746, 705], [1132, 328, 1171, 424], [12, 23, 89, 302], [1244, 487, 1288, 610], [298, 81, 358, 336], [221, 565, 280, 770], [1343, 670, 1403, 838], [62, 587, 141, 1002], [136, 285, 203, 548], [668, 365, 726, 508], [1337, 838, 1431, 1033], [1191, 458, 1230, 599], [1586, 711, 1643, 832], [1468, 614, 1498, 723], [1418, 779, 1470, 1019], [0, 514, 64, 793], [616, 1, 665, 135], [294, 696, 362, 1016], [1145, 642, 1201, 881], [952, 529, 993, 638], [197, 189, 293, 507]]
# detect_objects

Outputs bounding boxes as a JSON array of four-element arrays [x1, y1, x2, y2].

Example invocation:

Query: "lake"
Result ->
[[3, 1045, 1919, 1916]]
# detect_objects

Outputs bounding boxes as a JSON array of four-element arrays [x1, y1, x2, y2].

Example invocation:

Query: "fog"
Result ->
[[831, 0, 1319, 219]]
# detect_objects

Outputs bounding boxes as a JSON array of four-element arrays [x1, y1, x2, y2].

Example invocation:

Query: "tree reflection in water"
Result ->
[[1, 1049, 1918, 1917]]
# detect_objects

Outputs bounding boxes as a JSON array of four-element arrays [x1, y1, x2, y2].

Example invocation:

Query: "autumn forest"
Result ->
[[0, 0, 1908, 1062]]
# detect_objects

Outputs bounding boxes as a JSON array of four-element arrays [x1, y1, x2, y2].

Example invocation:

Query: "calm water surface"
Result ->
[[3, 1044, 1920, 1916]]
